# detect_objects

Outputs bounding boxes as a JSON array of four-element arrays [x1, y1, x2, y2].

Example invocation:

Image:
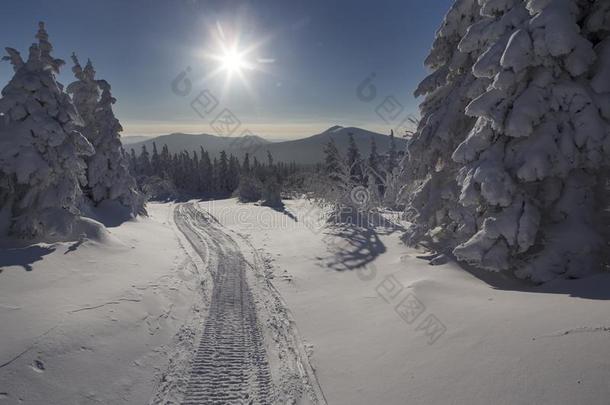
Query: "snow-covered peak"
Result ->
[[323, 125, 345, 133]]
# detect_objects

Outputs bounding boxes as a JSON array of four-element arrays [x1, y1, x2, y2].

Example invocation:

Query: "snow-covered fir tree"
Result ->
[[367, 137, 383, 205], [236, 153, 261, 203], [452, 0, 609, 281], [261, 175, 282, 208], [387, 129, 398, 175], [199, 147, 213, 193], [0, 22, 94, 238], [346, 133, 363, 184], [368, 137, 380, 176], [404, 0, 609, 282], [129, 148, 137, 174], [67, 55, 144, 216], [217, 151, 230, 195], [138, 145, 152, 176], [242, 152, 251, 173], [323, 139, 342, 183], [266, 150, 274, 168], [151, 142, 161, 175], [228, 154, 240, 190], [403, 0, 484, 246]]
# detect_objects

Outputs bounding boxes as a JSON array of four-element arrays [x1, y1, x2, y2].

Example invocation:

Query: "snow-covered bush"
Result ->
[[261, 177, 282, 208], [0, 22, 94, 239], [236, 175, 263, 203], [67, 55, 145, 216], [405, 0, 610, 282], [381, 166, 403, 210], [316, 156, 380, 227], [141, 175, 178, 201]]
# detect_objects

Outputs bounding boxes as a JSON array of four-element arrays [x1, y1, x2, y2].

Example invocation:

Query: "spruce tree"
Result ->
[[151, 142, 160, 176], [346, 133, 363, 184], [404, 0, 484, 247], [242, 153, 251, 173], [236, 152, 262, 202], [160, 144, 170, 175], [199, 148, 212, 195], [129, 149, 137, 175], [67, 55, 143, 215], [191, 150, 200, 192], [228, 154, 240, 192], [405, 0, 609, 281], [139, 145, 152, 176], [368, 138, 380, 177], [451, 0, 609, 281], [0, 22, 94, 238], [261, 176, 282, 208], [212, 157, 219, 194], [323, 139, 342, 182], [387, 129, 397, 174], [218, 151, 229, 194], [367, 137, 383, 200]]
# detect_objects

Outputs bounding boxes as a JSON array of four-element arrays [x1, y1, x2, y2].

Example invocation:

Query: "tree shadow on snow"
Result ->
[[414, 240, 610, 300], [535, 273, 610, 300], [0, 244, 56, 272], [265, 203, 298, 222], [64, 239, 84, 254], [321, 210, 405, 272]]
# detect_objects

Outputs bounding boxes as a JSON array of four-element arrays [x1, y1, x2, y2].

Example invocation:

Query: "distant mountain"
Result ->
[[128, 132, 270, 158], [127, 126, 407, 165], [252, 126, 407, 164], [122, 135, 154, 145]]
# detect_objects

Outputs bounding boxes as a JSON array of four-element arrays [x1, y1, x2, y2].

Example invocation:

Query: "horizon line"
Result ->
[[119, 120, 413, 141]]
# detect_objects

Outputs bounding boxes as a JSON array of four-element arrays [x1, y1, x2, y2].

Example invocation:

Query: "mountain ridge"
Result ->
[[127, 126, 407, 164]]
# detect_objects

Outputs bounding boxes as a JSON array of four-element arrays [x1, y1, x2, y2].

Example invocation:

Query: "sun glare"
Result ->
[[198, 21, 274, 96], [205, 40, 256, 87], [221, 48, 247, 73]]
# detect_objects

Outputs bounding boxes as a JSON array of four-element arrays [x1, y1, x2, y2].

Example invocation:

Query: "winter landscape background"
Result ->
[[0, 0, 609, 404]]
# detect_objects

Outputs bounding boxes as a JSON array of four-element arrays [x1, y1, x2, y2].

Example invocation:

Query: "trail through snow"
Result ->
[[172, 202, 325, 404]]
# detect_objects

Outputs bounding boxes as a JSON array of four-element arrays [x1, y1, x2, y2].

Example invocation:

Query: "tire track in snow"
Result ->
[[175, 203, 272, 404]]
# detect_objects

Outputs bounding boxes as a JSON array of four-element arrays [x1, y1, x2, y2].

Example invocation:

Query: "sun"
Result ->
[[220, 48, 247, 73], [207, 42, 255, 81], [198, 22, 274, 94]]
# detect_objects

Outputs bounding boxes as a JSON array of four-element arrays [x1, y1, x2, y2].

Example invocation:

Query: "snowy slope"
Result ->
[[203, 198, 610, 405], [0, 203, 206, 404], [2, 198, 608, 404]]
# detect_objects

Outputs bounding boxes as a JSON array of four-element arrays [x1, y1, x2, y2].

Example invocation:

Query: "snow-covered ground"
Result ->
[[203, 197, 610, 405], [1, 198, 609, 404], [0, 203, 205, 404]]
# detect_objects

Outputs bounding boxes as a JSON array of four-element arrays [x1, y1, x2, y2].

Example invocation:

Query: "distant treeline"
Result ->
[[129, 143, 314, 200]]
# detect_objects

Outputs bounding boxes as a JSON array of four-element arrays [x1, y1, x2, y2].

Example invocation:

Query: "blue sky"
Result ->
[[0, 0, 452, 139]]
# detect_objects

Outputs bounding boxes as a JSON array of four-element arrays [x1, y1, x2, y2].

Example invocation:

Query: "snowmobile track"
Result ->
[[175, 203, 273, 404]]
